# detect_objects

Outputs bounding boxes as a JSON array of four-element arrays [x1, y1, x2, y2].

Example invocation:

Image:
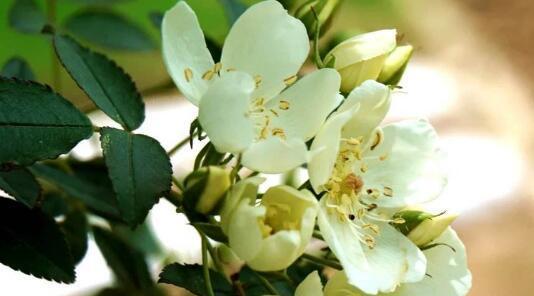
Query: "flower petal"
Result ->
[[296, 271, 324, 296], [198, 71, 256, 154], [220, 176, 264, 234], [338, 80, 391, 142], [308, 110, 354, 192], [221, 0, 309, 100], [162, 1, 215, 105], [242, 136, 308, 173], [388, 228, 472, 296], [227, 198, 265, 262], [360, 119, 447, 207], [318, 199, 426, 294], [247, 230, 301, 271], [267, 68, 341, 141]]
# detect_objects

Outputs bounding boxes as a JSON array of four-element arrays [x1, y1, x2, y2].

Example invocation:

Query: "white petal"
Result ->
[[267, 69, 341, 141], [338, 80, 391, 142], [162, 1, 214, 105], [227, 198, 265, 262], [247, 230, 301, 271], [242, 137, 308, 173], [318, 199, 426, 294], [328, 29, 397, 70], [220, 177, 264, 234], [296, 271, 324, 296], [221, 0, 309, 100], [308, 110, 354, 192], [360, 119, 447, 207], [198, 71, 256, 154], [388, 228, 472, 296]]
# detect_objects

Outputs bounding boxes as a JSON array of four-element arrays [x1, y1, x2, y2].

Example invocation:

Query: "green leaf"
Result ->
[[220, 0, 247, 25], [60, 209, 88, 264], [30, 163, 121, 220], [92, 226, 154, 291], [0, 78, 93, 166], [0, 168, 41, 207], [100, 128, 172, 227], [8, 0, 46, 34], [64, 9, 155, 51], [148, 12, 163, 29], [53, 35, 145, 131], [66, 0, 132, 5], [112, 222, 162, 256], [41, 192, 69, 217], [1, 57, 35, 80], [0, 197, 75, 283], [158, 263, 232, 296], [192, 222, 228, 243]]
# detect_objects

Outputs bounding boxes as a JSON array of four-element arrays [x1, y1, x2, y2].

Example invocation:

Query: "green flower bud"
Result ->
[[295, 0, 342, 37], [214, 244, 244, 276], [378, 45, 414, 86], [184, 166, 231, 215], [393, 209, 458, 247], [324, 29, 397, 93]]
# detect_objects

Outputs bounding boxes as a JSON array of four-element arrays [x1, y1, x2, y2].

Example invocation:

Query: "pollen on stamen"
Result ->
[[202, 69, 214, 81], [363, 223, 380, 234], [184, 68, 193, 82], [226, 68, 236, 72], [279, 100, 290, 110], [254, 75, 263, 88], [360, 163, 368, 173], [364, 235, 376, 249], [379, 154, 388, 161], [392, 217, 406, 224], [383, 186, 393, 197], [370, 129, 383, 150], [284, 75, 298, 86], [270, 109, 279, 117], [214, 62, 222, 73], [272, 128, 286, 139]]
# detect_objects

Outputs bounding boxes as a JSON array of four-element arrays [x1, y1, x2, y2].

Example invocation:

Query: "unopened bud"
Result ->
[[295, 0, 342, 37], [324, 29, 397, 93], [392, 209, 458, 247], [184, 166, 231, 215], [214, 244, 244, 276], [378, 45, 414, 86]]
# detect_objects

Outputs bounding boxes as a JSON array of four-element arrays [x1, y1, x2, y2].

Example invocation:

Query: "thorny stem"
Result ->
[[301, 253, 342, 270], [201, 236, 216, 296]]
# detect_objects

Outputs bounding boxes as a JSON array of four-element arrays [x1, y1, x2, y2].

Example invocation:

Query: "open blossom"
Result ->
[[308, 80, 447, 294], [162, 0, 341, 173], [220, 178, 318, 271]]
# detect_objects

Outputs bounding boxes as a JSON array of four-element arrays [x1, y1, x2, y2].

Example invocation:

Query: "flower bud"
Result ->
[[393, 209, 458, 247], [222, 184, 318, 271], [377, 45, 414, 86], [184, 166, 231, 215], [214, 244, 244, 276], [324, 29, 397, 93], [295, 0, 342, 37]]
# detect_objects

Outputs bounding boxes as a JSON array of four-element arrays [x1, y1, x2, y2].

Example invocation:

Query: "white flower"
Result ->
[[307, 80, 447, 294], [162, 0, 341, 173], [220, 178, 318, 271], [321, 228, 472, 296], [325, 30, 397, 93]]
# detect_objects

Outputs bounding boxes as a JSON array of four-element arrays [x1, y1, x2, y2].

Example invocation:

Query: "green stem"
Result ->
[[172, 175, 185, 192], [310, 6, 325, 68], [201, 236, 216, 296], [230, 154, 242, 183], [164, 190, 182, 208], [251, 269, 279, 295], [205, 238, 229, 282], [301, 253, 342, 270], [167, 130, 198, 156], [46, 0, 60, 91]]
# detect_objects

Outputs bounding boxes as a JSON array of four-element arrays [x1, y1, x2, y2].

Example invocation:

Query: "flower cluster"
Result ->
[[162, 0, 471, 295]]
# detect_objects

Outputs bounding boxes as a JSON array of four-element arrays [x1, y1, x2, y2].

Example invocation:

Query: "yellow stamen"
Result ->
[[184, 68, 193, 82], [284, 75, 298, 86]]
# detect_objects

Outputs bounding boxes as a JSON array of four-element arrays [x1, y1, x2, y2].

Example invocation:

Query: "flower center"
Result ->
[[257, 202, 300, 238], [324, 132, 402, 249]]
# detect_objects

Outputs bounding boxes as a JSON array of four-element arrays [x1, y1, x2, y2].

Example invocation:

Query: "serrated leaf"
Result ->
[[64, 9, 155, 51], [100, 128, 172, 227], [0, 168, 41, 207], [1, 57, 35, 80], [158, 263, 232, 296], [53, 35, 145, 131], [191, 222, 228, 243], [61, 209, 88, 264], [0, 197, 75, 283], [92, 226, 154, 291], [0, 78, 93, 166], [30, 163, 121, 220], [8, 0, 46, 34]]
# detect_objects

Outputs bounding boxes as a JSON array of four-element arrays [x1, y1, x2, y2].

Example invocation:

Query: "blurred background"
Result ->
[[1, 0, 533, 295]]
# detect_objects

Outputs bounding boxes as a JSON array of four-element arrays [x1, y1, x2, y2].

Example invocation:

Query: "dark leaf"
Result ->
[[0, 78, 93, 166], [64, 9, 155, 51], [93, 226, 154, 291], [0, 168, 41, 207], [112, 222, 162, 256], [30, 163, 121, 220], [192, 222, 228, 243], [53, 35, 145, 131], [100, 128, 172, 227], [61, 209, 88, 264], [41, 192, 69, 217], [0, 197, 75, 283], [8, 0, 46, 34], [148, 11, 163, 29], [1, 57, 35, 80], [158, 263, 232, 295], [220, 0, 247, 25]]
